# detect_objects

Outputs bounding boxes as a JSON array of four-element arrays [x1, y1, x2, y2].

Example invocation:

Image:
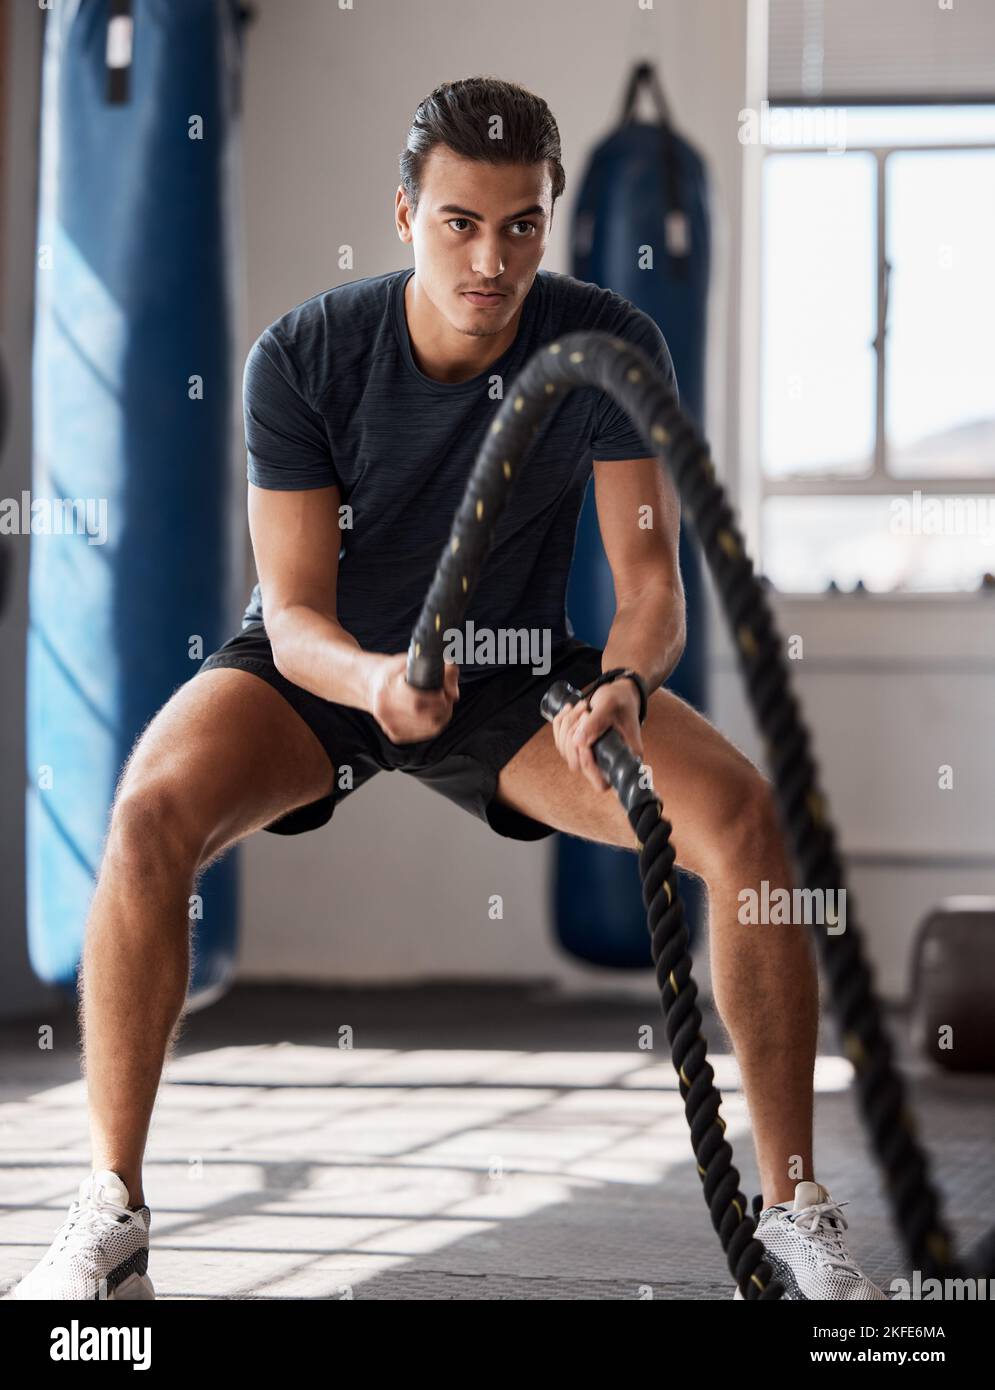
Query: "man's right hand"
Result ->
[[367, 653, 461, 744]]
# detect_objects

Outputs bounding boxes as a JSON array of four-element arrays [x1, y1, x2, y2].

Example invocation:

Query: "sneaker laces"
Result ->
[[787, 1197, 863, 1278], [49, 1197, 132, 1266]]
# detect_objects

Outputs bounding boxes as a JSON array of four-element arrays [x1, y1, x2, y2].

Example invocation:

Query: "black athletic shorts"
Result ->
[[196, 622, 605, 841]]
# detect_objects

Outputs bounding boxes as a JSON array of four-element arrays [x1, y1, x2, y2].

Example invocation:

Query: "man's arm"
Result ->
[[592, 454, 687, 693], [248, 482, 380, 713]]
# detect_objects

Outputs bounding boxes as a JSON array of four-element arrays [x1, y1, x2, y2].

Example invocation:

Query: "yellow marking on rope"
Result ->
[[926, 1231, 951, 1264], [491, 420, 503, 434], [718, 529, 740, 560], [668, 970, 679, 994], [717, 1115, 727, 1134], [664, 880, 673, 906], [635, 837, 643, 851], [434, 613, 440, 632], [627, 367, 642, 383], [544, 382, 556, 395], [750, 1273, 767, 1292], [414, 641, 421, 658], [502, 461, 512, 479], [514, 396, 524, 412], [651, 423, 670, 445], [476, 499, 484, 521], [569, 350, 585, 364], [451, 536, 460, 554], [548, 343, 561, 355], [697, 1164, 706, 1177], [737, 625, 758, 659], [806, 790, 825, 825], [679, 1065, 691, 1086], [732, 1197, 744, 1221], [462, 576, 468, 593], [843, 1032, 865, 1068]]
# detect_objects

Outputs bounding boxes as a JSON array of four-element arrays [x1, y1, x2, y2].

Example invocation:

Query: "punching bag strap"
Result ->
[[619, 60, 672, 127], [619, 61, 690, 272], [105, 0, 134, 105]]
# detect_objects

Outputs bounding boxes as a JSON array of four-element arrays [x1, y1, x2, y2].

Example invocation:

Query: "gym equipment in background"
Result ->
[[560, 60, 711, 968], [27, 0, 248, 1005], [406, 328, 993, 1297], [911, 898, 995, 1073]]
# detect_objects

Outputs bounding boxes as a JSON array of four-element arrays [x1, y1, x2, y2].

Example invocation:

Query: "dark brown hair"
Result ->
[[399, 76, 566, 219]]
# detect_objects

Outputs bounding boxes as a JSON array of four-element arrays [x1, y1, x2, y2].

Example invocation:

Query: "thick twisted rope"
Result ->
[[407, 330, 986, 1294]]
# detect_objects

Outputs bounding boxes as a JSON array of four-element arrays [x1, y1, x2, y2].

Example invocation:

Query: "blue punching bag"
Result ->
[[27, 0, 247, 1004], [558, 62, 711, 967]]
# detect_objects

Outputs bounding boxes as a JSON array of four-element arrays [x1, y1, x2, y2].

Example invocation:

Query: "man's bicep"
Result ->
[[247, 481, 343, 626]]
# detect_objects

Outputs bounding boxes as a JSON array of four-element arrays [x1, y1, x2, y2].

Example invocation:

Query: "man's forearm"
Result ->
[[267, 605, 382, 713], [602, 585, 686, 694]]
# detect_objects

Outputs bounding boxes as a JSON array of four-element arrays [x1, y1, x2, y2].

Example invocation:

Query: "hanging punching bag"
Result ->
[[27, 0, 247, 1004], [559, 61, 711, 968]]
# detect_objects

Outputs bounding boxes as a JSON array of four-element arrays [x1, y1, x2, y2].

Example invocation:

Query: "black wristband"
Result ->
[[580, 666, 649, 725], [618, 668, 649, 725]]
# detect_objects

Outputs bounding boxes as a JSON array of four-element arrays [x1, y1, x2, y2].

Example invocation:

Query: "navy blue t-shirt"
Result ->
[[242, 267, 678, 681]]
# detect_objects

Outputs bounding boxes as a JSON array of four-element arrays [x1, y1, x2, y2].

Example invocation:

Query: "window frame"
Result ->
[[760, 133, 995, 501]]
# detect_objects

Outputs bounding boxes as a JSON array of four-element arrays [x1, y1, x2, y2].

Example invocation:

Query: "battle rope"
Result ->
[[407, 330, 988, 1297]]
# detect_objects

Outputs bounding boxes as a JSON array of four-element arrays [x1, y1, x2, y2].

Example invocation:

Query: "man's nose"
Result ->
[[471, 242, 505, 279]]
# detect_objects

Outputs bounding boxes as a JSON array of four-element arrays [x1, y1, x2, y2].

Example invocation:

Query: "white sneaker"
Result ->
[[12, 1169, 154, 1300], [733, 1180, 887, 1300]]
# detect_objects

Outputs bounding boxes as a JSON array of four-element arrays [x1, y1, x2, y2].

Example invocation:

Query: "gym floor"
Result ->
[[1, 984, 988, 1300]]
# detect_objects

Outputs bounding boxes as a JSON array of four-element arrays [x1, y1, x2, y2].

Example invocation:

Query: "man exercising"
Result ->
[[14, 77, 885, 1301]]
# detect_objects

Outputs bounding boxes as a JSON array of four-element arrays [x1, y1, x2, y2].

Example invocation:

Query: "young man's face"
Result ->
[[396, 144, 553, 339]]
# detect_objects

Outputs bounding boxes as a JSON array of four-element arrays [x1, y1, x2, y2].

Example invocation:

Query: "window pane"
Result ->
[[761, 153, 877, 478], [761, 495, 995, 593], [885, 150, 995, 478]]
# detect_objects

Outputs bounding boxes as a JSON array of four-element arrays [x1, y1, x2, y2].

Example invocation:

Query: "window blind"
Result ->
[[768, 0, 995, 105]]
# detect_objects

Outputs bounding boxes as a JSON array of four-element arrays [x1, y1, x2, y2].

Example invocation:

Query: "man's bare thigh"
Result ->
[[493, 686, 766, 877], [114, 667, 336, 866]]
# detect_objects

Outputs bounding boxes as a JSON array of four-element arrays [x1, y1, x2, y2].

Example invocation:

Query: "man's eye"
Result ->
[[447, 219, 536, 234]]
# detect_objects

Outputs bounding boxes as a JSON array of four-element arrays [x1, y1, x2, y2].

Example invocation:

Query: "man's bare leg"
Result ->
[[494, 686, 818, 1210], [80, 668, 336, 1207]]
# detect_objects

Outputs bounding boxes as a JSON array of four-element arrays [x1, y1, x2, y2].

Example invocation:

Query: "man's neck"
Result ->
[[403, 273, 525, 384]]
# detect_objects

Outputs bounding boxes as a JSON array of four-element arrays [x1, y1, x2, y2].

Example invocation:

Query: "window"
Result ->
[[758, 106, 995, 592]]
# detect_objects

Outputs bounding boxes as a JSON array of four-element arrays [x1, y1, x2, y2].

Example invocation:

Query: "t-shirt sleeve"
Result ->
[[589, 307, 680, 461], [242, 329, 341, 491]]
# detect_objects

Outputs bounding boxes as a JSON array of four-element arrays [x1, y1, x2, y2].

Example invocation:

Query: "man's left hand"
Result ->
[[551, 679, 644, 794]]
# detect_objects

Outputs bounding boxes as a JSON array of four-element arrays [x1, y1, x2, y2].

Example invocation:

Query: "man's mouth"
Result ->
[[462, 291, 505, 306]]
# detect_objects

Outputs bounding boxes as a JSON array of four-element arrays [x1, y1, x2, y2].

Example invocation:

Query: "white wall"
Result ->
[[709, 590, 995, 999]]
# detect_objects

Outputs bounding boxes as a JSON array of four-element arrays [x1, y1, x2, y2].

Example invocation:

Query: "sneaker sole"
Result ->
[[10, 1270, 155, 1300]]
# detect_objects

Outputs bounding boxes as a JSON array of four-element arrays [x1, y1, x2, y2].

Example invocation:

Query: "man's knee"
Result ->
[[106, 777, 208, 878], [702, 768, 785, 882]]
